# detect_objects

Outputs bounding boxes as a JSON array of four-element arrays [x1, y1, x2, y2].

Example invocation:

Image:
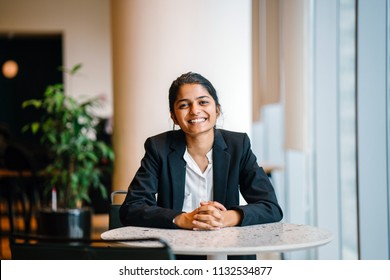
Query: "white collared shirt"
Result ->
[[181, 148, 213, 213]]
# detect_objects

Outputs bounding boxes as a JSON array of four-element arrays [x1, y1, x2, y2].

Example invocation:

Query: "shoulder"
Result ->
[[214, 129, 251, 150], [217, 129, 246, 137], [145, 130, 185, 151], [147, 130, 183, 143], [216, 129, 249, 143]]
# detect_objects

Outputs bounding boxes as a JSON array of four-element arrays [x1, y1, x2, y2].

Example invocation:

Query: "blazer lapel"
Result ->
[[213, 130, 230, 203], [167, 129, 231, 209], [168, 131, 186, 211]]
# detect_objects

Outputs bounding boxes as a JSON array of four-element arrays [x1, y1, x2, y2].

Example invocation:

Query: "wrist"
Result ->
[[173, 213, 192, 229], [223, 210, 242, 227]]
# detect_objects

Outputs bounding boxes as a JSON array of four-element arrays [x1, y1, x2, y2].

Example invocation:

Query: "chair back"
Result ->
[[10, 234, 175, 260], [109, 190, 127, 230], [1, 143, 40, 233]]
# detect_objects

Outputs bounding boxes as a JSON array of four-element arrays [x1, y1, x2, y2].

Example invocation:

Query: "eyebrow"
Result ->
[[175, 95, 211, 104]]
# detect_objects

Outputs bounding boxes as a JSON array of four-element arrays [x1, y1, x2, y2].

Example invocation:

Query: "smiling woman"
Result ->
[[172, 84, 220, 139], [119, 72, 283, 259]]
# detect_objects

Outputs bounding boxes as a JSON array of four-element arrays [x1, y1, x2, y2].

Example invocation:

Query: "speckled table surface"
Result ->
[[101, 223, 333, 259]]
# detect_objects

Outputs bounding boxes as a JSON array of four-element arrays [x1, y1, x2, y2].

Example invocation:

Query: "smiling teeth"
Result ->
[[189, 118, 206, 123]]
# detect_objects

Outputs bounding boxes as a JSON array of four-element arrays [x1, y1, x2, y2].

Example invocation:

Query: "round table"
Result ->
[[101, 222, 333, 260]]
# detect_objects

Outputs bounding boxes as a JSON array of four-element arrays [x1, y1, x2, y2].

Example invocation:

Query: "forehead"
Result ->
[[176, 84, 211, 101]]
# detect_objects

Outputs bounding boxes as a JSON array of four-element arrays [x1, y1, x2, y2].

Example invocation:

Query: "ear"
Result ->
[[216, 105, 221, 117], [171, 112, 178, 124]]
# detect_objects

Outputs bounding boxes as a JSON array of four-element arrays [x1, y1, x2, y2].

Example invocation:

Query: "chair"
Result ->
[[1, 143, 40, 234], [109, 190, 127, 230], [9, 233, 175, 260]]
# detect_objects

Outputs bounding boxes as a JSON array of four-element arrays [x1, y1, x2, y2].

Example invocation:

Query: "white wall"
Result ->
[[0, 0, 113, 117], [0, 0, 251, 130], [0, 0, 253, 189], [111, 0, 253, 187]]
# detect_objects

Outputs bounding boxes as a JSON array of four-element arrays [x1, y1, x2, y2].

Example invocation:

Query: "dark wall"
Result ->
[[0, 34, 63, 168], [0, 34, 111, 213]]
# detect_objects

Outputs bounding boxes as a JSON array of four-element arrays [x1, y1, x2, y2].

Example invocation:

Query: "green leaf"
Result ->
[[31, 122, 40, 134], [21, 125, 30, 133], [47, 133, 56, 144], [85, 152, 98, 162], [22, 99, 42, 108], [97, 183, 108, 199], [19, 63, 114, 208], [70, 63, 82, 75]]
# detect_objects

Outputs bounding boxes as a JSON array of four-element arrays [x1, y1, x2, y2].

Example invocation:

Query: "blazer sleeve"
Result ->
[[230, 134, 283, 226], [119, 137, 183, 229]]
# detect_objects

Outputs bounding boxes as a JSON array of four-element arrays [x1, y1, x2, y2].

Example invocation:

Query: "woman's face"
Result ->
[[171, 83, 220, 137]]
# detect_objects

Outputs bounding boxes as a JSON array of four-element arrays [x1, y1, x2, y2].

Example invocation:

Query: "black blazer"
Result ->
[[120, 129, 283, 229]]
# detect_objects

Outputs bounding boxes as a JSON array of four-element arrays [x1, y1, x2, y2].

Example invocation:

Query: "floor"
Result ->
[[0, 212, 109, 260]]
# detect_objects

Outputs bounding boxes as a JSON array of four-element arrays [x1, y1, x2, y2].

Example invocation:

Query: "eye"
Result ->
[[199, 100, 209, 105], [178, 103, 189, 109]]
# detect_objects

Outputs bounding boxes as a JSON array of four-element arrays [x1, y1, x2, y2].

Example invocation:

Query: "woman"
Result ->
[[120, 72, 283, 232]]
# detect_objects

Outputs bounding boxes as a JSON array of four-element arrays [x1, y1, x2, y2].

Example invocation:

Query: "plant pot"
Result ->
[[37, 207, 92, 239]]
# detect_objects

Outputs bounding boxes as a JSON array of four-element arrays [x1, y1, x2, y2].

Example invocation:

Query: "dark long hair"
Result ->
[[168, 72, 220, 114]]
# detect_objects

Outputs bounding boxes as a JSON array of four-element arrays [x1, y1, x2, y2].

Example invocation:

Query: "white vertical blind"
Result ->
[[252, 0, 281, 122], [338, 0, 358, 259], [357, 0, 389, 260], [312, 0, 341, 259], [280, 0, 309, 151]]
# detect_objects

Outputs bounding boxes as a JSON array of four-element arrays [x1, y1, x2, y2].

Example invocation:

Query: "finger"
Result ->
[[195, 210, 222, 221], [192, 219, 222, 230], [197, 206, 224, 219], [197, 204, 220, 212], [200, 201, 227, 211]]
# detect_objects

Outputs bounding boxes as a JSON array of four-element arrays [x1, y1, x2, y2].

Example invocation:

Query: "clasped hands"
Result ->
[[174, 201, 241, 230]]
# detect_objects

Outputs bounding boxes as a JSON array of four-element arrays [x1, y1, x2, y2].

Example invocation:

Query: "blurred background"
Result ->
[[0, 0, 389, 259]]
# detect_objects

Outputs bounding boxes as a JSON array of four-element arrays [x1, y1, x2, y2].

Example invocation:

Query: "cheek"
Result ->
[[209, 109, 218, 119], [172, 111, 185, 124]]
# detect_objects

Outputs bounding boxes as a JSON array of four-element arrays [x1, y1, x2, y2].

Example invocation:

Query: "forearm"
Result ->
[[120, 203, 182, 229], [232, 202, 283, 226]]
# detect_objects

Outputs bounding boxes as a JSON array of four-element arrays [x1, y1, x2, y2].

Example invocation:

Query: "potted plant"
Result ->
[[22, 64, 114, 238]]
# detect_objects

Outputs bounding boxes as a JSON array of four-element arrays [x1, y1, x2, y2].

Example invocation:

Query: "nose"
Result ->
[[189, 103, 200, 115]]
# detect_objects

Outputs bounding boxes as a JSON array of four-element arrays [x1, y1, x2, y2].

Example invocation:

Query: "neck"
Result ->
[[185, 130, 214, 156]]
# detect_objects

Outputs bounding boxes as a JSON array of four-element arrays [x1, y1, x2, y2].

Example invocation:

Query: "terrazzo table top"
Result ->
[[101, 222, 333, 259]]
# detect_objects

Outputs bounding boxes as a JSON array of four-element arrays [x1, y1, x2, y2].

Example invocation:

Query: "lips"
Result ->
[[188, 118, 207, 124]]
